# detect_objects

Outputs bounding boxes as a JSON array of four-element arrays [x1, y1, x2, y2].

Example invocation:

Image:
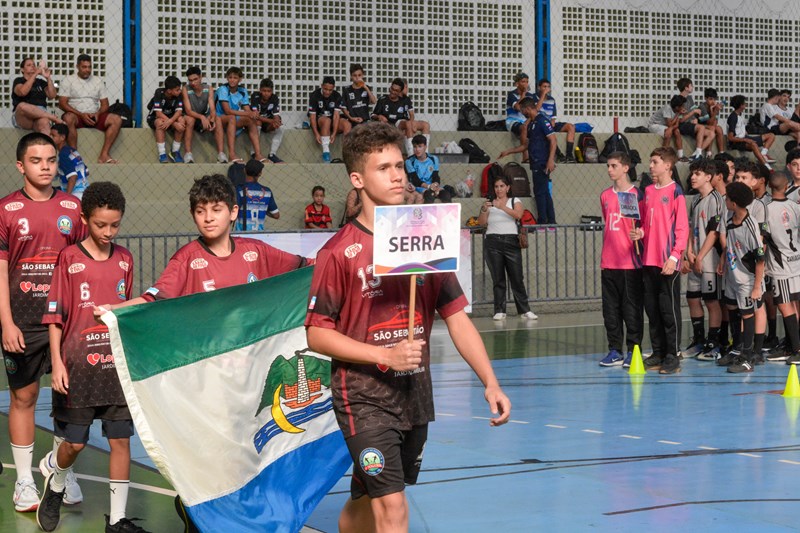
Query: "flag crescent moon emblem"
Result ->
[[271, 384, 305, 434]]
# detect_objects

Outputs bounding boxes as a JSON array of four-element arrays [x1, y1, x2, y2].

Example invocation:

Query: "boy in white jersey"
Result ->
[[630, 147, 689, 374], [762, 171, 800, 363], [683, 159, 724, 361], [785, 150, 800, 204], [598, 152, 644, 368]]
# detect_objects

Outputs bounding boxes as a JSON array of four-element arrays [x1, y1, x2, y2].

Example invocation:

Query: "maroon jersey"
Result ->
[[43, 243, 133, 408], [0, 189, 85, 331], [143, 236, 308, 300], [305, 220, 467, 437]]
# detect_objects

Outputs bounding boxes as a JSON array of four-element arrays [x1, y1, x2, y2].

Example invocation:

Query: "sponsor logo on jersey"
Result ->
[[57, 215, 73, 235], [19, 281, 49, 293], [190, 258, 208, 270], [4, 202, 23, 212], [359, 448, 385, 476], [68, 263, 86, 274], [344, 243, 362, 259], [119, 261, 130, 272], [86, 352, 114, 366], [117, 279, 126, 300], [247, 273, 257, 283], [60, 200, 78, 210], [243, 251, 258, 262]]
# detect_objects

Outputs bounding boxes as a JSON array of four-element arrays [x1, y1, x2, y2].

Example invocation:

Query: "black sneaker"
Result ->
[[106, 515, 150, 533], [787, 352, 800, 365], [766, 349, 790, 362], [753, 351, 766, 365], [659, 354, 682, 374], [565, 154, 577, 164], [728, 354, 754, 373], [683, 339, 705, 359], [36, 473, 64, 532], [717, 349, 740, 367], [174, 495, 200, 533], [644, 353, 664, 370], [762, 336, 779, 353]]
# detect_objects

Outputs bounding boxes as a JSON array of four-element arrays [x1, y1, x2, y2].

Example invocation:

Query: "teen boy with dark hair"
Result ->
[[372, 77, 429, 155], [146, 75, 186, 163], [306, 122, 510, 533], [631, 147, 689, 374], [727, 94, 776, 166], [342, 64, 376, 128], [505, 72, 533, 139], [785, 149, 800, 203], [309, 76, 349, 163], [236, 159, 280, 231], [532, 78, 577, 163], [405, 135, 451, 204], [1, 133, 85, 512], [50, 123, 89, 199], [249, 78, 284, 163], [215, 67, 258, 164], [37, 182, 147, 533], [598, 152, 643, 368], [181, 66, 220, 164], [697, 88, 726, 157]]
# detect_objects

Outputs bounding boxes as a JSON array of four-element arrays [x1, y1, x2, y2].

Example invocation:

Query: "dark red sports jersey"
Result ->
[[0, 189, 85, 331], [143, 236, 309, 300], [43, 243, 133, 408], [305, 220, 467, 437]]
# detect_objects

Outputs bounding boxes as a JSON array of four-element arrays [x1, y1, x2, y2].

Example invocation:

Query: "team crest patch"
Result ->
[[60, 200, 78, 210], [661, 196, 669, 204], [359, 448, 385, 476], [116, 279, 126, 300], [247, 273, 257, 283], [57, 216, 73, 235], [4, 356, 17, 375]]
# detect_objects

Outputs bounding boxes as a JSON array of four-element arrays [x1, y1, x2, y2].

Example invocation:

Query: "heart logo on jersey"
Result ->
[[19, 281, 32, 293], [376, 364, 389, 373], [87, 353, 100, 366]]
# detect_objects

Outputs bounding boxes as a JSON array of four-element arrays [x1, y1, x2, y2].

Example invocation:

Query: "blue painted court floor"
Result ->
[[3, 313, 800, 532]]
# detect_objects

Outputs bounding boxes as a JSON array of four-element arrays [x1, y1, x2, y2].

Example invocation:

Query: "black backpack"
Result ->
[[108, 100, 133, 128], [503, 162, 531, 197], [577, 133, 599, 163], [600, 132, 632, 162], [746, 114, 769, 135], [458, 138, 491, 164], [457, 102, 486, 131]]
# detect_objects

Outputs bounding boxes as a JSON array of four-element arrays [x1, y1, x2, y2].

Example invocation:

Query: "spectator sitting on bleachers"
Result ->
[[12, 57, 63, 134], [341, 64, 376, 129], [236, 159, 279, 231], [676, 96, 715, 161], [727, 94, 776, 166], [304, 186, 332, 229], [146, 75, 186, 163], [49, 123, 89, 199], [697, 88, 726, 157], [648, 95, 687, 160], [308, 76, 349, 163], [405, 135, 452, 203], [677, 77, 697, 112], [532, 78, 577, 163], [181, 66, 221, 164], [505, 72, 533, 140], [58, 53, 123, 164], [215, 66, 260, 164], [250, 78, 284, 163], [761, 88, 800, 145], [372, 78, 428, 155], [399, 78, 431, 152]]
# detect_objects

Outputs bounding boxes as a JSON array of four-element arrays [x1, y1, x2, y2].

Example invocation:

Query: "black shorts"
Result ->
[[3, 329, 51, 389], [345, 424, 428, 500], [53, 405, 133, 444], [678, 122, 697, 136], [770, 125, 783, 135], [729, 136, 764, 151], [510, 122, 523, 137]]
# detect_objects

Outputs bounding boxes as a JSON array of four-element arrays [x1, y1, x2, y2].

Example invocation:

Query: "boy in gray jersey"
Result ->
[[181, 66, 222, 164], [762, 171, 800, 363], [785, 150, 800, 204], [719, 182, 766, 373], [684, 159, 724, 360]]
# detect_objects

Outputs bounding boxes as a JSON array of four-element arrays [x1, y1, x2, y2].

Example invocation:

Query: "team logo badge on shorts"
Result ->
[[4, 356, 17, 375], [359, 448, 385, 476], [57, 215, 73, 235]]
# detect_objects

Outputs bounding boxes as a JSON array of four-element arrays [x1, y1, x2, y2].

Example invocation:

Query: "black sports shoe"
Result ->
[[728, 354, 754, 373], [787, 352, 800, 365], [106, 515, 150, 533], [659, 354, 682, 374], [762, 336, 779, 353], [717, 349, 740, 367], [644, 353, 664, 370], [36, 473, 64, 532], [174, 495, 200, 533], [766, 349, 790, 362]]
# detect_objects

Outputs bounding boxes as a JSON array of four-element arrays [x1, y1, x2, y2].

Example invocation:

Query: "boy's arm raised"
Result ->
[[443, 310, 511, 426]]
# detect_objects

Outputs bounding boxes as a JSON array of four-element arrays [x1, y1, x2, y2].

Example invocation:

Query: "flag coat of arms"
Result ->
[[102, 267, 349, 532]]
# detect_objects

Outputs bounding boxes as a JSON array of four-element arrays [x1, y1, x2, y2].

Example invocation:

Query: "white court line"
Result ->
[[697, 446, 719, 450], [619, 435, 642, 439], [658, 440, 682, 445], [509, 420, 529, 424], [472, 416, 491, 420], [582, 429, 604, 434], [438, 413, 456, 417], [778, 460, 800, 465], [738, 453, 761, 458], [545, 424, 566, 429]]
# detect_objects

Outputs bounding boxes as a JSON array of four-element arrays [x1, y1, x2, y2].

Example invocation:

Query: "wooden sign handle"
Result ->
[[408, 274, 417, 342]]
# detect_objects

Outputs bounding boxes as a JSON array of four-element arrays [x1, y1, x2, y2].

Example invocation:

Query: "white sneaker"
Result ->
[[39, 452, 83, 505], [13, 478, 39, 512], [217, 152, 228, 163], [492, 313, 506, 320], [520, 311, 538, 320], [184, 152, 195, 163]]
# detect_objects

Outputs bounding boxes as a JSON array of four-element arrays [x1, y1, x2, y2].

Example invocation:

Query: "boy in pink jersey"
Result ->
[[305, 123, 510, 533], [631, 147, 689, 374], [1, 133, 85, 512], [598, 152, 643, 368], [38, 182, 149, 533]]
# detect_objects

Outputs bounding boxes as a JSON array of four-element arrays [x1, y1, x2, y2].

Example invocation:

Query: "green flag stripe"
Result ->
[[113, 267, 314, 381]]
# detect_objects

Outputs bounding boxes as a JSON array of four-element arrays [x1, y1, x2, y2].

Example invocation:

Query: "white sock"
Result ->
[[53, 436, 64, 459], [109, 480, 130, 525], [677, 149, 684, 157], [321, 136, 330, 153], [51, 454, 68, 492], [761, 147, 768, 155], [156, 142, 166, 155], [270, 128, 284, 155], [706, 151, 713, 157], [11, 443, 34, 482], [171, 141, 181, 153], [692, 148, 702, 157], [424, 133, 431, 146], [406, 138, 414, 154]]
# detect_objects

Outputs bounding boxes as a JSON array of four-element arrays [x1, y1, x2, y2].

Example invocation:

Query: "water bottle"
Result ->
[[574, 145, 583, 163]]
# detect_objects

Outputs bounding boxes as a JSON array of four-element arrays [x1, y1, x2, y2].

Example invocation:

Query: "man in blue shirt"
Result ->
[[49, 123, 89, 199], [498, 97, 557, 224], [405, 135, 452, 203], [236, 159, 280, 231]]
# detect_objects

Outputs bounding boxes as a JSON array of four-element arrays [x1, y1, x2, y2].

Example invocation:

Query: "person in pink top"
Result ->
[[598, 152, 643, 368], [630, 147, 689, 374]]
